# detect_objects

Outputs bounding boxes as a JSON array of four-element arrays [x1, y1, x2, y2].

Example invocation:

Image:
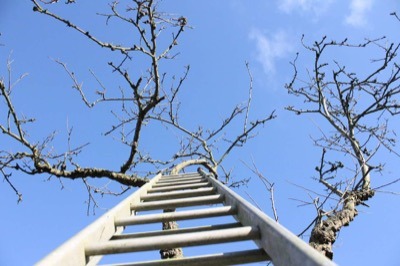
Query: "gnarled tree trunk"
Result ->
[[309, 189, 374, 259]]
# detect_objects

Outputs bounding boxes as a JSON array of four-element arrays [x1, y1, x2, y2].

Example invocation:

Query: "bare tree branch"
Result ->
[[286, 34, 399, 259], [1, 0, 273, 216], [243, 158, 279, 222]]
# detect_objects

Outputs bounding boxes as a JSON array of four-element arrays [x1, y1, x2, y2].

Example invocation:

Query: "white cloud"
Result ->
[[278, 0, 334, 15], [345, 0, 373, 27], [249, 29, 294, 75]]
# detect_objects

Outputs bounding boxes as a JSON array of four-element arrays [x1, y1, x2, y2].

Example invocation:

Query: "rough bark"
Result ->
[[309, 189, 375, 259], [159, 208, 183, 259]]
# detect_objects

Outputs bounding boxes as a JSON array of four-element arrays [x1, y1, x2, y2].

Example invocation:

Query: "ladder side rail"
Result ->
[[36, 172, 163, 266], [198, 169, 336, 266]]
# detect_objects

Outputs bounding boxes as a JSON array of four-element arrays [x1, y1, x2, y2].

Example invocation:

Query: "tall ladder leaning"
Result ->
[[37, 168, 336, 266]]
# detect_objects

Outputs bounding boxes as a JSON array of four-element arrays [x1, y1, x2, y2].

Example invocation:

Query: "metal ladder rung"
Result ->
[[151, 179, 206, 188], [132, 194, 224, 211], [98, 249, 270, 266], [140, 187, 215, 201], [156, 176, 204, 184], [111, 222, 242, 240], [115, 206, 236, 226], [85, 226, 260, 256], [147, 182, 210, 193], [160, 173, 201, 180]]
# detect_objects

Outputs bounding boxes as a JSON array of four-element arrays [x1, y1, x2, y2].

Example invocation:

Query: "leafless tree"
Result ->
[[285, 34, 400, 259], [0, 0, 274, 259]]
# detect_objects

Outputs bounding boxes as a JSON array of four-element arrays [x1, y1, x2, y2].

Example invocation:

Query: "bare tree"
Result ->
[[0, 0, 274, 259], [285, 34, 400, 259]]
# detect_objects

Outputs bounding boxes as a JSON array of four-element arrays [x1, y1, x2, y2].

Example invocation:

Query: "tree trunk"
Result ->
[[159, 208, 183, 259], [159, 161, 214, 259], [309, 190, 374, 259]]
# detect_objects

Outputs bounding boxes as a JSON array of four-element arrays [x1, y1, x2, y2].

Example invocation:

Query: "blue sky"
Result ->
[[1, 0, 400, 265]]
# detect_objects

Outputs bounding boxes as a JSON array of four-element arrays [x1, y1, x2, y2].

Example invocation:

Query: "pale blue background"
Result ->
[[1, 1, 400, 265]]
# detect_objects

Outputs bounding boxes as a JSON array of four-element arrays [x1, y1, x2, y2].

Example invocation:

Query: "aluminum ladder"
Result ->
[[37, 169, 335, 266]]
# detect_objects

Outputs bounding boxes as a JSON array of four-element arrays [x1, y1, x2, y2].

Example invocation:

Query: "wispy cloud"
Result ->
[[277, 0, 334, 15], [249, 29, 294, 75], [345, 0, 373, 27]]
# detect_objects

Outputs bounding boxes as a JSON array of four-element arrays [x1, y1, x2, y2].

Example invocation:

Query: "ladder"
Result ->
[[37, 169, 335, 266]]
